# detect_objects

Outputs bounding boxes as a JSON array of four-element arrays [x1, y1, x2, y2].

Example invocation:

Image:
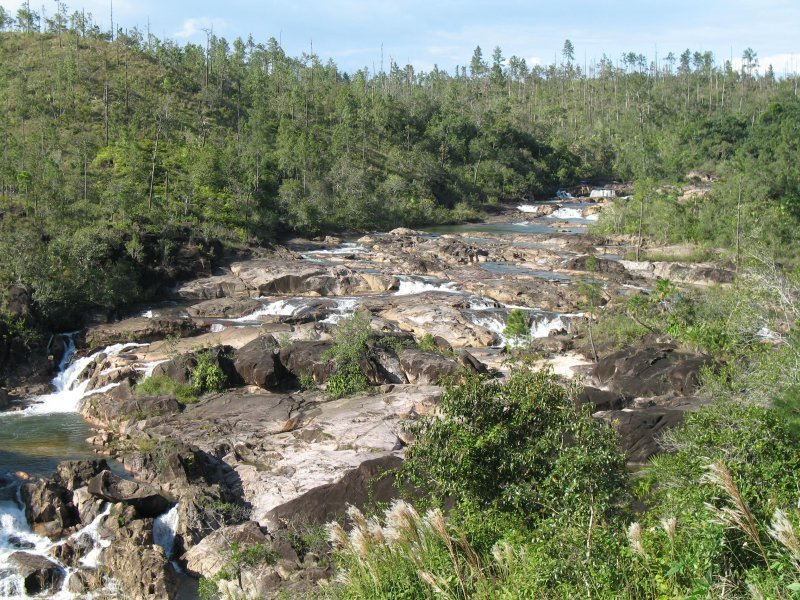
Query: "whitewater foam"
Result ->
[[394, 278, 461, 296]]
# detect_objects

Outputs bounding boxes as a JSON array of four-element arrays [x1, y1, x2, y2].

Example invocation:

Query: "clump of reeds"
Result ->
[[325, 500, 488, 600]]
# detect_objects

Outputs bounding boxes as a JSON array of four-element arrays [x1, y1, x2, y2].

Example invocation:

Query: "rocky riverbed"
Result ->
[[0, 194, 733, 599]]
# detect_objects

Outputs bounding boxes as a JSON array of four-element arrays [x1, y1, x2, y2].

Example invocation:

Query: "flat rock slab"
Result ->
[[86, 316, 202, 346], [145, 385, 442, 527], [187, 297, 263, 319]]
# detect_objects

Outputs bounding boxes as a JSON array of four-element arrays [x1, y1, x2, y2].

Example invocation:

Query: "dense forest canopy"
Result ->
[[0, 3, 799, 325]]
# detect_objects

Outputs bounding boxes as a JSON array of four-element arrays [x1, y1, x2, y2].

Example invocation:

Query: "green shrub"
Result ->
[[190, 349, 228, 395], [502, 308, 528, 339], [298, 372, 316, 391], [416, 333, 439, 353], [228, 542, 278, 570], [135, 374, 197, 404], [323, 313, 372, 398], [197, 577, 219, 600], [326, 362, 370, 399], [402, 369, 628, 537]]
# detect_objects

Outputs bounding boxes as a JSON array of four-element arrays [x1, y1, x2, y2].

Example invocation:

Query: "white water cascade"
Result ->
[[232, 298, 305, 323], [550, 206, 585, 220], [320, 298, 360, 324], [0, 334, 154, 597], [394, 277, 461, 296], [153, 505, 180, 561], [24, 337, 147, 415]]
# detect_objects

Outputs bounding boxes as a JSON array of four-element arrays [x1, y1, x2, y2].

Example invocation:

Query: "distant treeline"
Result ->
[[0, 3, 798, 323]]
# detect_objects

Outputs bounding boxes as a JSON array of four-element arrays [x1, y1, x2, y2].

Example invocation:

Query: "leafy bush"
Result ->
[[502, 308, 528, 339], [416, 333, 440, 353], [326, 362, 370, 399], [190, 349, 228, 395], [402, 369, 628, 536], [135, 374, 197, 404], [323, 313, 372, 398]]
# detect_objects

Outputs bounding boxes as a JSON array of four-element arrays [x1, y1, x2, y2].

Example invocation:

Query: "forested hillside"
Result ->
[[0, 5, 799, 325]]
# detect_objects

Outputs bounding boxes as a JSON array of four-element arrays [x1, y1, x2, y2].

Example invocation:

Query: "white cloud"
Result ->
[[760, 53, 800, 75], [173, 16, 227, 39], [730, 53, 800, 75]]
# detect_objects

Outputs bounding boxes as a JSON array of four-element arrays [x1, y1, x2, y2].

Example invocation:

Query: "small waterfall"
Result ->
[[0, 490, 50, 597], [394, 277, 461, 296], [153, 505, 180, 561], [232, 299, 304, 322], [321, 298, 359, 324], [300, 243, 367, 258], [25, 339, 147, 415], [550, 207, 585, 220], [472, 315, 507, 347], [70, 504, 112, 568], [468, 297, 499, 311], [0, 481, 117, 599]]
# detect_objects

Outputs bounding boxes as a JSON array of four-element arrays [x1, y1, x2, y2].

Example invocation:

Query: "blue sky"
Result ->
[[3, 0, 800, 74]]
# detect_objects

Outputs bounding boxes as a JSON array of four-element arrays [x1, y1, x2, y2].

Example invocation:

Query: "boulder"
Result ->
[[369, 347, 408, 384], [620, 260, 735, 286], [592, 346, 713, 398], [462, 279, 584, 313], [457, 349, 489, 374], [176, 273, 250, 300], [65, 570, 102, 594], [0, 387, 8, 409], [7, 552, 65, 596], [182, 521, 270, 578], [278, 341, 334, 382], [99, 516, 179, 600], [398, 349, 462, 385], [231, 260, 390, 296], [87, 471, 171, 518], [564, 254, 627, 276], [72, 486, 105, 525], [82, 390, 182, 426], [55, 459, 109, 492], [597, 408, 685, 462], [233, 335, 286, 389], [265, 456, 404, 528], [50, 535, 94, 568], [372, 293, 499, 347], [152, 356, 193, 385], [576, 387, 630, 412], [389, 227, 424, 236], [20, 479, 79, 538]]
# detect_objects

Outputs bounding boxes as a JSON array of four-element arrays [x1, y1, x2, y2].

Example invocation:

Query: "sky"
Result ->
[[2, 0, 800, 75]]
